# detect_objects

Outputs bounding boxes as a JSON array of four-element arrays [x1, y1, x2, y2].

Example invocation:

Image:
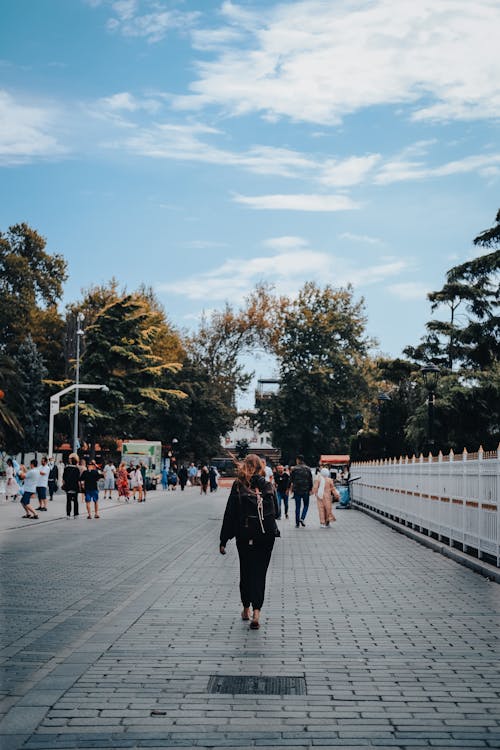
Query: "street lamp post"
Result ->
[[421, 364, 441, 452], [48, 383, 109, 458], [377, 392, 391, 457], [73, 312, 85, 452]]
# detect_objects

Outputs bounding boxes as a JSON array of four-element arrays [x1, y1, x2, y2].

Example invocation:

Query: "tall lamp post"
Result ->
[[377, 392, 391, 457], [421, 364, 441, 452], [73, 312, 85, 452]]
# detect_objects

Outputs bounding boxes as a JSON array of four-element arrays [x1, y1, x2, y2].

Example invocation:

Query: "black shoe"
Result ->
[[299, 519, 306, 527], [295, 523, 300, 528]]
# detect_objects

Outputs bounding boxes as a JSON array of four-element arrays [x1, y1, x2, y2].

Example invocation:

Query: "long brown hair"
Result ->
[[237, 453, 265, 487]]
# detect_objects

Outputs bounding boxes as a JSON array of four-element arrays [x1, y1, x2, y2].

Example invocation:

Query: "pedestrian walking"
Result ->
[[273, 464, 290, 519], [219, 454, 279, 630], [80, 459, 102, 519], [36, 456, 49, 512], [62, 452, 81, 518], [117, 462, 130, 501], [312, 468, 339, 527], [130, 464, 143, 501], [168, 469, 178, 491], [5, 458, 20, 501], [209, 465, 219, 492], [200, 465, 209, 494], [188, 462, 198, 486], [139, 461, 147, 501], [103, 460, 116, 499], [19, 459, 39, 519], [178, 464, 188, 491], [290, 454, 313, 528], [47, 457, 58, 501]]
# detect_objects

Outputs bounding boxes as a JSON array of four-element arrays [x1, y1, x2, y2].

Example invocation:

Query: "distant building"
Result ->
[[222, 413, 279, 463]]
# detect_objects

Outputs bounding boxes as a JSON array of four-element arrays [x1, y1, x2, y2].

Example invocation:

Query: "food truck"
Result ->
[[121, 440, 162, 488]]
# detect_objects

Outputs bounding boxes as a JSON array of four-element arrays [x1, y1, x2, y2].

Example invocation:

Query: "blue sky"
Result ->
[[1, 0, 499, 404]]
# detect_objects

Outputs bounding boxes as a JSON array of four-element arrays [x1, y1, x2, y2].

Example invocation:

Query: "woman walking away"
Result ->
[[200, 465, 209, 495], [5, 458, 20, 502], [312, 468, 339, 528], [62, 453, 81, 518], [219, 454, 279, 630], [117, 462, 130, 502]]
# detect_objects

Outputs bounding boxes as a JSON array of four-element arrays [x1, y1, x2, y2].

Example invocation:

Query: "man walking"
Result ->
[[63, 453, 81, 518], [273, 464, 290, 520], [290, 454, 313, 528]]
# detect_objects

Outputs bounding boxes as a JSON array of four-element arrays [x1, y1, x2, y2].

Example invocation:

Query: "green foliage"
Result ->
[[0, 224, 67, 355], [0, 354, 23, 447], [14, 335, 48, 451], [79, 293, 185, 439], [257, 282, 376, 464]]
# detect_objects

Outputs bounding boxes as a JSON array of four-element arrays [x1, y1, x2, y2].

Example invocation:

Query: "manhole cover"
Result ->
[[207, 675, 306, 695]]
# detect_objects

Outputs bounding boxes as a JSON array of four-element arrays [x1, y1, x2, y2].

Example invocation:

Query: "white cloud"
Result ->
[[375, 152, 500, 185], [339, 232, 384, 246], [105, 1, 199, 43], [263, 236, 309, 250], [387, 282, 430, 301], [158, 242, 410, 302], [320, 155, 381, 187], [98, 91, 157, 112], [0, 90, 67, 165], [233, 193, 360, 212], [174, 0, 500, 125]]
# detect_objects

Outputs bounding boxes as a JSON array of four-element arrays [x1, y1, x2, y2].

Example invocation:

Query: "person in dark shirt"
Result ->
[[273, 464, 290, 519], [290, 454, 313, 528], [62, 453, 81, 519], [80, 460, 103, 519], [220, 454, 279, 630]]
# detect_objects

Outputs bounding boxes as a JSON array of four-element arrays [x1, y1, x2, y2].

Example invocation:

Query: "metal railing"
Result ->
[[351, 446, 500, 567]]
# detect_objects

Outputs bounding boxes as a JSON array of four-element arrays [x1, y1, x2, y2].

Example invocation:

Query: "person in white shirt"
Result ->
[[103, 461, 116, 499], [36, 456, 49, 512], [20, 459, 40, 519], [130, 465, 143, 502]]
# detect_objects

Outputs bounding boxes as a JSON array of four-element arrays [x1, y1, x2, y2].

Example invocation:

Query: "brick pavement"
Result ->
[[0, 484, 499, 749]]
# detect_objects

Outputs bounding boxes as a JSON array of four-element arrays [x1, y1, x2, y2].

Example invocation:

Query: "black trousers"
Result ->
[[66, 491, 79, 517], [236, 538, 274, 610]]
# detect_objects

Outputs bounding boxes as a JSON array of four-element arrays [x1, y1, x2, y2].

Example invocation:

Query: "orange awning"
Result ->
[[320, 454, 350, 465]]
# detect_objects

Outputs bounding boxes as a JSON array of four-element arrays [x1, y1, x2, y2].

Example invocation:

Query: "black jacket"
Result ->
[[220, 475, 279, 546], [290, 464, 313, 494]]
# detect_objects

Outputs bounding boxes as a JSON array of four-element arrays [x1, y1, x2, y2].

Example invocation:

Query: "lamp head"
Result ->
[[421, 363, 441, 392]]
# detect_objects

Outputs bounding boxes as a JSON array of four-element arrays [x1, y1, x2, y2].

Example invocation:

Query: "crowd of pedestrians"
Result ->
[[3, 454, 227, 520]]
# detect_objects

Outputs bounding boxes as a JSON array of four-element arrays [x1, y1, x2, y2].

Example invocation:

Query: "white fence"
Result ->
[[351, 446, 500, 567]]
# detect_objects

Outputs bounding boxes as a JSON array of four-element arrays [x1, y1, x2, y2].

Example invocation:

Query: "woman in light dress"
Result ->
[[5, 458, 20, 501], [312, 468, 339, 528]]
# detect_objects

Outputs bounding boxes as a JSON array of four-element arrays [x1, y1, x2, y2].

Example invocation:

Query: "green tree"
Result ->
[[0, 224, 67, 355], [0, 354, 23, 448], [79, 293, 185, 440], [258, 283, 375, 464], [405, 211, 499, 371], [165, 358, 236, 460], [14, 335, 48, 452]]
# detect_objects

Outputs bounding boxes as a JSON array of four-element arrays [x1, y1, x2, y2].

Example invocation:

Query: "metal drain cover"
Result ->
[[207, 675, 306, 695]]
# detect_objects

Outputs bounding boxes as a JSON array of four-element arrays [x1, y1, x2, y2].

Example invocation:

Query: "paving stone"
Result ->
[[2, 486, 499, 749]]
